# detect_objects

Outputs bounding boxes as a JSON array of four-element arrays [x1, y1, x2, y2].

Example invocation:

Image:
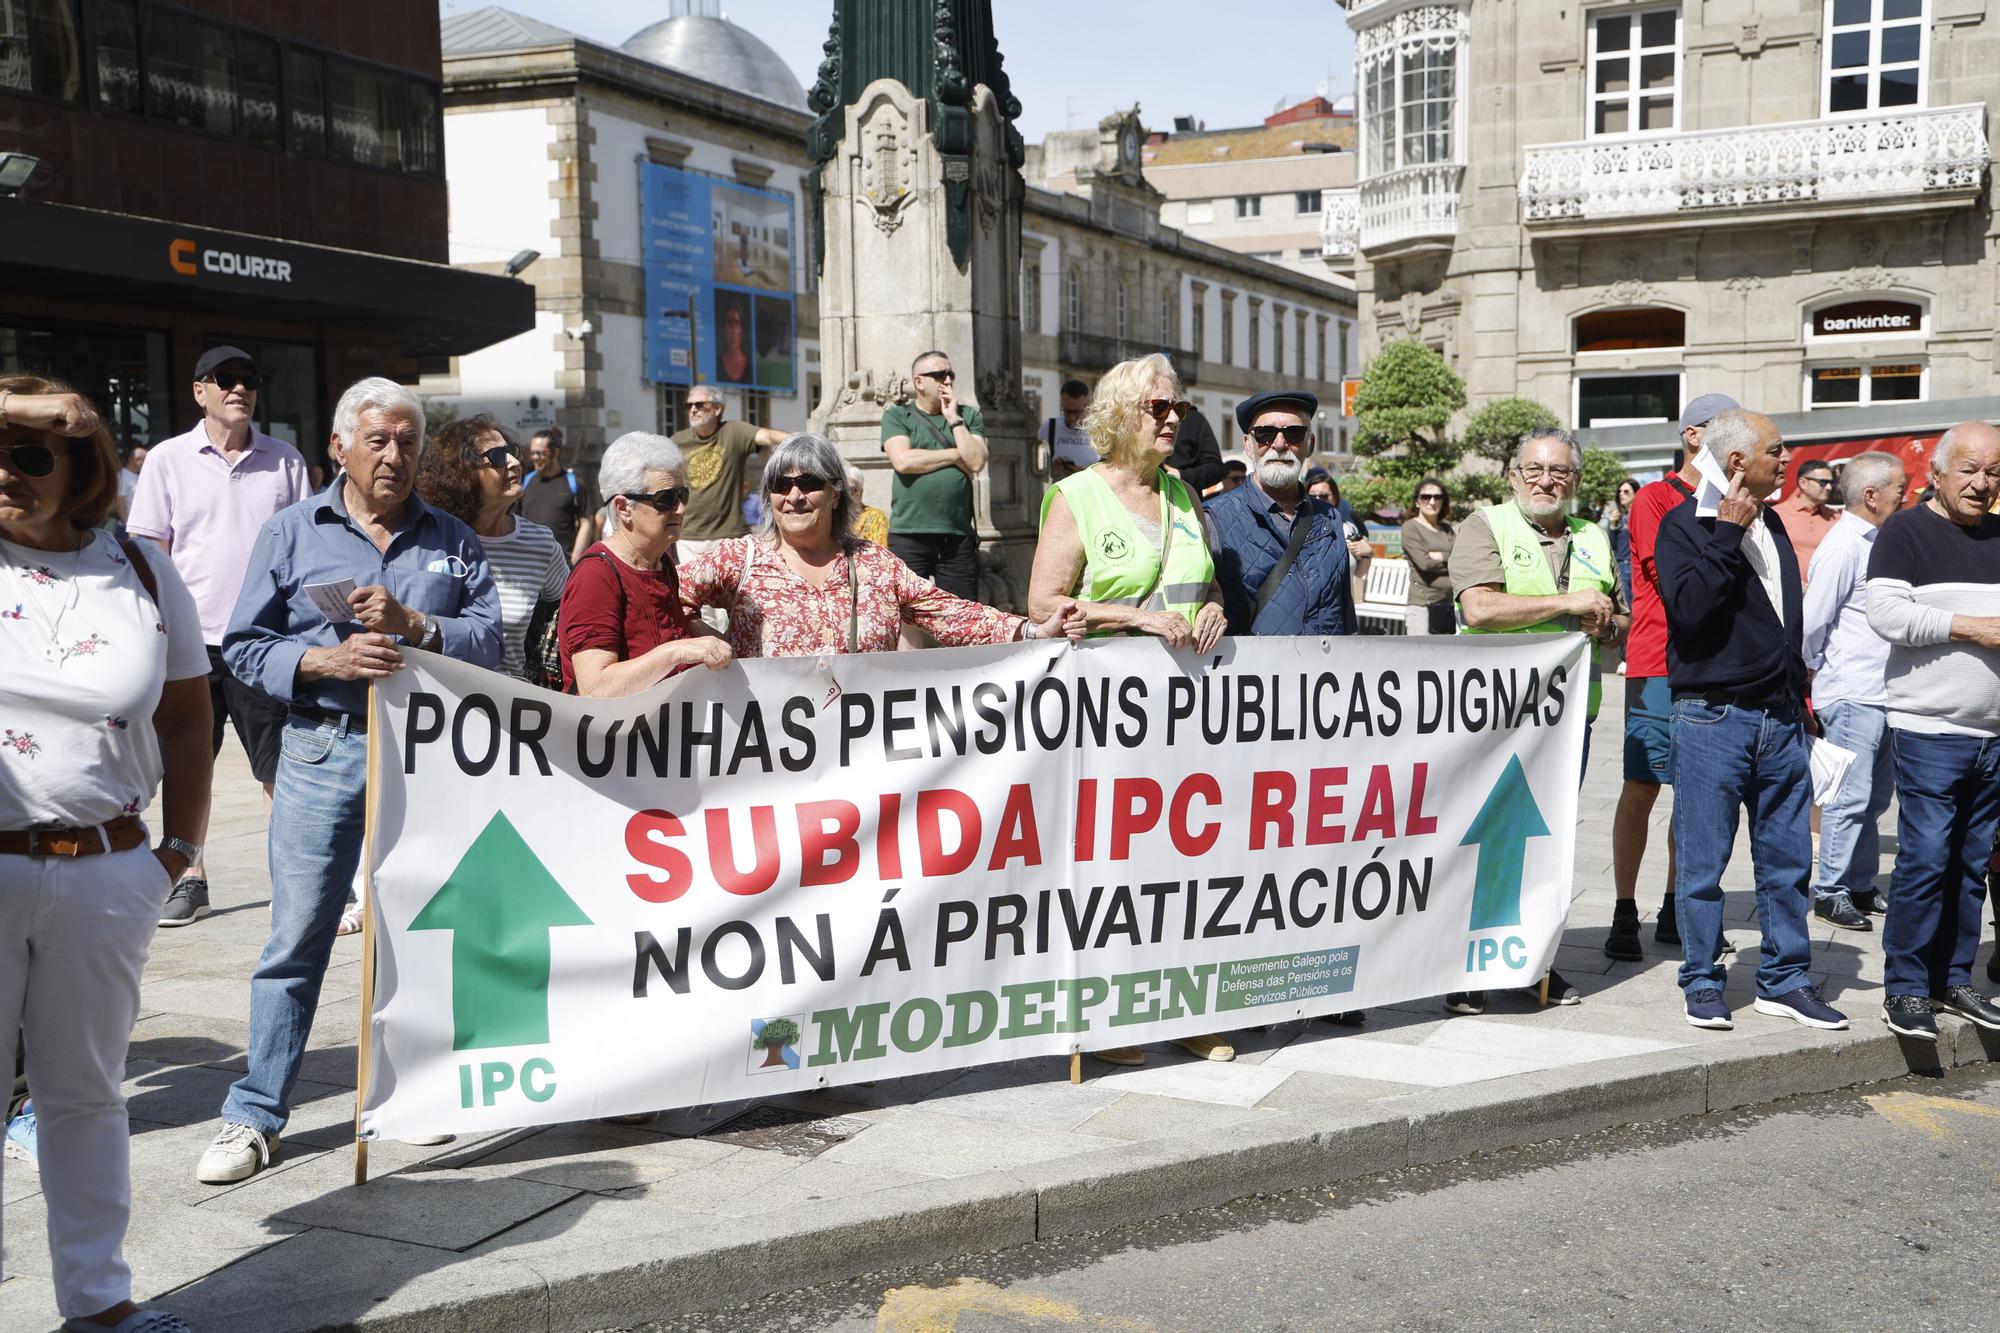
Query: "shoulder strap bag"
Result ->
[[1252, 508, 1315, 620]]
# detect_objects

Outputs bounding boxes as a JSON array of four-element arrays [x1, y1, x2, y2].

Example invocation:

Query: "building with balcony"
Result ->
[[1023, 110, 1359, 458], [1323, 0, 1996, 476]]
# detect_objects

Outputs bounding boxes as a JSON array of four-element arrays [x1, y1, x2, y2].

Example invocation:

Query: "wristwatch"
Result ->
[[414, 613, 441, 650], [160, 835, 203, 863], [1022, 620, 1039, 641]]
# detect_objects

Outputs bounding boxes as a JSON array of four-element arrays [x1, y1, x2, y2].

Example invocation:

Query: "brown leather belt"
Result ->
[[0, 814, 148, 858]]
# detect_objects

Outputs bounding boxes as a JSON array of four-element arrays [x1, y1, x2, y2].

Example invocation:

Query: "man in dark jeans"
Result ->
[[882, 350, 986, 599]]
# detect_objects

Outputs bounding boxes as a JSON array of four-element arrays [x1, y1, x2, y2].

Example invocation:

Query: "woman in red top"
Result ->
[[558, 432, 731, 696], [680, 432, 1081, 656]]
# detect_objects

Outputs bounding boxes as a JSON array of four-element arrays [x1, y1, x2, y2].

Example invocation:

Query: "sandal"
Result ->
[[336, 903, 364, 936]]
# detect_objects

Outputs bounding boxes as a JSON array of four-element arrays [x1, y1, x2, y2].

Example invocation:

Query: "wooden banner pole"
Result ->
[[353, 683, 381, 1186]]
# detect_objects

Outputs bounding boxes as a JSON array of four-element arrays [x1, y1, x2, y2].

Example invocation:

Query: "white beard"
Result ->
[[1256, 457, 1303, 490]]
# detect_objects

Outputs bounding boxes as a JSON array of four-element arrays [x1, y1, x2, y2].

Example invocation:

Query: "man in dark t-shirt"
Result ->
[[520, 427, 597, 563]]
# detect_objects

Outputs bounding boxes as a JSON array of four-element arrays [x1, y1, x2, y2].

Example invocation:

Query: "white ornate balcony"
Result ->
[[1319, 187, 1359, 263], [1520, 104, 1989, 233], [1358, 163, 1464, 255]]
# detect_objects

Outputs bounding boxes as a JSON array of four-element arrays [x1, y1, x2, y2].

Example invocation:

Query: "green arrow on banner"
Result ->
[[1458, 755, 1550, 932], [409, 811, 593, 1051]]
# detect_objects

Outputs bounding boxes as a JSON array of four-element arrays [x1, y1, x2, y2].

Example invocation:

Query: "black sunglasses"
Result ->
[[204, 371, 261, 393], [479, 445, 517, 470], [621, 487, 690, 511], [1417, 492, 1445, 503], [918, 369, 955, 383], [1139, 399, 1194, 423], [0, 443, 58, 478], [1249, 424, 1311, 446], [770, 472, 831, 496]]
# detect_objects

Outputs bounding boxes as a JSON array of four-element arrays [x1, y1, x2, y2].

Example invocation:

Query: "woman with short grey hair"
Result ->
[[557, 431, 730, 696], [680, 431, 1083, 657]]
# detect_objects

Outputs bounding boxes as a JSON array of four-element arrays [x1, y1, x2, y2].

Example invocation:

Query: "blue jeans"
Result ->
[[1669, 699, 1814, 997], [1812, 700, 1894, 901], [220, 719, 367, 1133], [1883, 730, 2000, 998]]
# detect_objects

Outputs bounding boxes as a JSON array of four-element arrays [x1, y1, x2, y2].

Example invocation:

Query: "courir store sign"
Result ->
[[168, 237, 294, 284], [356, 634, 1588, 1140]]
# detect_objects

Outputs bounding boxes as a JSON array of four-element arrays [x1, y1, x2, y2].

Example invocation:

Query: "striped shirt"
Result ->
[[1865, 503, 2000, 737], [480, 517, 570, 679]]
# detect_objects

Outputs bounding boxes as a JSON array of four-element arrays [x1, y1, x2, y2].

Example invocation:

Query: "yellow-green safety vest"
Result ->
[[1042, 467, 1214, 635], [1458, 500, 1618, 715]]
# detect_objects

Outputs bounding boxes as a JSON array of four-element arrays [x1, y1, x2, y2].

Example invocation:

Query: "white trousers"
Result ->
[[1405, 604, 1434, 635], [0, 845, 166, 1317]]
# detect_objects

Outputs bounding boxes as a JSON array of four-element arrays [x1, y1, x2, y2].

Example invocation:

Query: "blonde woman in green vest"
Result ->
[[1444, 426, 1628, 1015], [1028, 353, 1231, 1068], [1028, 353, 1225, 652]]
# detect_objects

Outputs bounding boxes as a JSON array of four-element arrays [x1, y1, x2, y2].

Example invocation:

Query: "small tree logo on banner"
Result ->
[[1458, 755, 1549, 977], [411, 812, 593, 1052], [750, 1016, 805, 1073]]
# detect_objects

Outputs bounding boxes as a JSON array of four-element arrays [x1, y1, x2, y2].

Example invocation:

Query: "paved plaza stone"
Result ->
[[2, 677, 1995, 1331]]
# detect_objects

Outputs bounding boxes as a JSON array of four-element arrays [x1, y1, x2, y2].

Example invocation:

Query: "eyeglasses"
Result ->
[[918, 369, 955, 383], [203, 371, 261, 393], [1139, 399, 1194, 423], [1416, 492, 1444, 504], [621, 487, 690, 511], [1249, 424, 1311, 446], [688, 400, 722, 413], [1513, 464, 1577, 482], [0, 442, 57, 478], [770, 473, 831, 496], [1799, 474, 1833, 487], [479, 446, 516, 470]]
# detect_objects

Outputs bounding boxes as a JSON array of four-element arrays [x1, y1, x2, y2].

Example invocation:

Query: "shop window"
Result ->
[[1590, 8, 1680, 136], [1575, 306, 1686, 353], [1808, 361, 1924, 406], [1576, 373, 1681, 427], [2, 324, 170, 453], [91, 0, 140, 114], [0, 0, 81, 101], [1825, 0, 1925, 116]]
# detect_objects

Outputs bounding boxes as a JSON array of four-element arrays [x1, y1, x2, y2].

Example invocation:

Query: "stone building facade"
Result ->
[[1322, 0, 1994, 475]]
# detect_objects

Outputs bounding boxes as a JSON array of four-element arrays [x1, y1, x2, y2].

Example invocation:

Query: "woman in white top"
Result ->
[[415, 415, 569, 680], [0, 375, 212, 1333]]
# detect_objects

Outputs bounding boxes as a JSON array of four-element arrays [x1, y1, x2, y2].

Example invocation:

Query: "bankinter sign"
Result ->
[[1813, 299, 1920, 337], [168, 237, 294, 284]]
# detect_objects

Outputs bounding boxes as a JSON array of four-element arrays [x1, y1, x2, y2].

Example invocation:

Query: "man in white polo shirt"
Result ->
[[127, 346, 309, 926]]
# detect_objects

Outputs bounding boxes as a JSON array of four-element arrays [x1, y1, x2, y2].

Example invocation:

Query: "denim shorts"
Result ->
[[1622, 675, 1673, 786]]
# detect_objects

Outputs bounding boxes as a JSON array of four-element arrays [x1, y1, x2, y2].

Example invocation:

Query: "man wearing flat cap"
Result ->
[[1206, 390, 1355, 637], [126, 345, 309, 928]]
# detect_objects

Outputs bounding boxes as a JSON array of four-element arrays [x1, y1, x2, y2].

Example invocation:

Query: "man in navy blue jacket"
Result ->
[[1206, 390, 1354, 637], [1654, 409, 1847, 1034]]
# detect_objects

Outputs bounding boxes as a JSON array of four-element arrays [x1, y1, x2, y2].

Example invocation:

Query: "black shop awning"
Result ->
[[0, 198, 534, 359]]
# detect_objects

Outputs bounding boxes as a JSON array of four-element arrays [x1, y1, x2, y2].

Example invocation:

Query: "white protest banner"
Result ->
[[358, 633, 1588, 1140]]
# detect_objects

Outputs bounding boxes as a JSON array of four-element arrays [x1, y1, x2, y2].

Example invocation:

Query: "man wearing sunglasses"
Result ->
[[1207, 390, 1355, 638], [126, 345, 309, 928], [882, 350, 987, 600], [670, 385, 787, 566]]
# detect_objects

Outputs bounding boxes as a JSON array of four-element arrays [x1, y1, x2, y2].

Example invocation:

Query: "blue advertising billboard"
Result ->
[[641, 162, 796, 393]]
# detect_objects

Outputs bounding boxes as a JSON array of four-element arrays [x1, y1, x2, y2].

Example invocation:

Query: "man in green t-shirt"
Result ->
[[880, 349, 988, 599], [671, 384, 787, 561]]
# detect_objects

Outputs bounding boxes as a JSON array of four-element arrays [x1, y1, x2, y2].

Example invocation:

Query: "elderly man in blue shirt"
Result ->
[[196, 377, 501, 1184], [1206, 390, 1355, 637], [1801, 451, 1906, 932]]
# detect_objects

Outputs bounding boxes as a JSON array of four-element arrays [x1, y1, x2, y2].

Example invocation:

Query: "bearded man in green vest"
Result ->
[[1443, 426, 1628, 1016]]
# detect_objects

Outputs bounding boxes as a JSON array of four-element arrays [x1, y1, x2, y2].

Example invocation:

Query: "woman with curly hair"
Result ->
[[415, 415, 568, 681]]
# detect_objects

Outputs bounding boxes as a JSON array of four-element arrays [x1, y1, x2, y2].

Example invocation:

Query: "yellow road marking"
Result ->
[[876, 1277, 1160, 1332], [1864, 1091, 2000, 1143]]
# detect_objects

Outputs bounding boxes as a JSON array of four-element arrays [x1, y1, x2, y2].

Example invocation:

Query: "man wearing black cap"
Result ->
[[126, 346, 309, 927], [1207, 390, 1354, 637]]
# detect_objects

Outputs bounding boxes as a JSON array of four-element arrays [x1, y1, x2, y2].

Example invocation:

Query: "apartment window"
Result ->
[[1295, 189, 1323, 214], [1065, 268, 1080, 333], [1190, 297, 1205, 356], [1021, 263, 1040, 331], [287, 46, 326, 154], [656, 386, 687, 436], [1248, 304, 1261, 368], [0, 0, 81, 101], [1316, 319, 1328, 381], [1825, 0, 1925, 115], [742, 393, 771, 429], [1186, 200, 1214, 225], [1235, 195, 1262, 219], [1295, 309, 1308, 377], [91, 0, 140, 113], [1808, 361, 1924, 406], [1220, 294, 1235, 366], [1589, 7, 1680, 136], [1361, 8, 1464, 176], [1114, 283, 1128, 347], [1158, 289, 1172, 347], [328, 57, 440, 173]]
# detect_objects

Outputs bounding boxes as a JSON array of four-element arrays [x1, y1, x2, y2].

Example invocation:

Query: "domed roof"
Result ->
[[621, 16, 808, 112]]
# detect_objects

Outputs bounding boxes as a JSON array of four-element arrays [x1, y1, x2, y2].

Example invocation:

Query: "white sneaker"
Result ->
[[197, 1121, 277, 1184]]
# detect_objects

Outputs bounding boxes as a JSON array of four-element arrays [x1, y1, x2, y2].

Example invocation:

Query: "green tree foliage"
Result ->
[[1462, 396, 1562, 465], [1577, 448, 1629, 514], [1350, 340, 1467, 485], [755, 1018, 801, 1051]]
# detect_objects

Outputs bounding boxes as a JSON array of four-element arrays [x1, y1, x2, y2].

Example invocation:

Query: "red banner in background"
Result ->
[[1782, 432, 1939, 504]]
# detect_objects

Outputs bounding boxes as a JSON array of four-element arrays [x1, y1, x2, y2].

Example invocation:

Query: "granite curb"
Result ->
[[146, 1012, 1997, 1332]]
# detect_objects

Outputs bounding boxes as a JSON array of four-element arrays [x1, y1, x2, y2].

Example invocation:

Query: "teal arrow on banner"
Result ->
[[409, 811, 593, 1051], [1458, 755, 1550, 932]]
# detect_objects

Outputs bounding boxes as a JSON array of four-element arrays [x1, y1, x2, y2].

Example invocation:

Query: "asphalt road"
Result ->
[[630, 1063, 2000, 1332]]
